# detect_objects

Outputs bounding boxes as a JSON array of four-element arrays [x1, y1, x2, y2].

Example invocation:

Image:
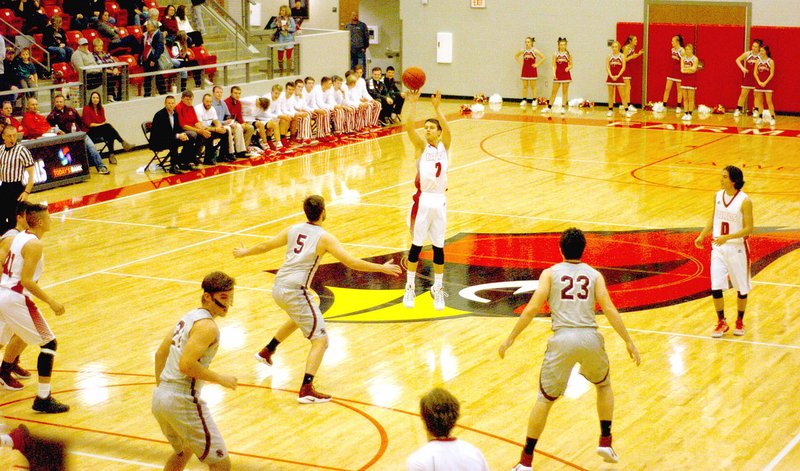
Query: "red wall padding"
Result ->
[[616, 22, 644, 105], [750, 26, 800, 112], [645, 23, 695, 106], [696, 24, 745, 109]]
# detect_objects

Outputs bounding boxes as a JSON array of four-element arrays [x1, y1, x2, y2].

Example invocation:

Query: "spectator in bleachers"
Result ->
[[148, 7, 161, 29], [97, 11, 141, 56], [212, 85, 246, 159], [71, 38, 103, 92], [140, 19, 167, 97], [117, 0, 146, 27], [91, 39, 122, 102], [170, 31, 203, 92], [16, 0, 48, 34], [195, 92, 231, 162], [88, 0, 110, 25], [161, 5, 179, 42], [273, 5, 296, 74], [41, 17, 73, 64], [21, 97, 49, 138], [46, 94, 109, 174], [13, 48, 36, 98], [62, 0, 93, 31], [82, 91, 132, 164], [0, 38, 9, 93], [1, 100, 23, 134], [175, 90, 214, 165], [383, 66, 404, 123], [150, 94, 198, 174], [224, 86, 255, 153]]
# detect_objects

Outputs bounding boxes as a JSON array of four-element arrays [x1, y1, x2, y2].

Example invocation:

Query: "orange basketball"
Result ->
[[402, 67, 426, 91]]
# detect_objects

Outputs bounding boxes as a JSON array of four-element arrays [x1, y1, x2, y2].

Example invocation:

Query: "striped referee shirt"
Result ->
[[0, 143, 34, 182]]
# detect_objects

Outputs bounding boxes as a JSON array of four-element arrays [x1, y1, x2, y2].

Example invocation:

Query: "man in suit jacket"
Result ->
[[150, 95, 197, 174]]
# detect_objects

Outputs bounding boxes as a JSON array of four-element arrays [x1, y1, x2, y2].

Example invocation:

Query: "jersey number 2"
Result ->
[[293, 234, 307, 254], [560, 275, 590, 300]]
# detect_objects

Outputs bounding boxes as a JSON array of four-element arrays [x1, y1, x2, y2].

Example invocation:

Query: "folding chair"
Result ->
[[141, 121, 170, 172]]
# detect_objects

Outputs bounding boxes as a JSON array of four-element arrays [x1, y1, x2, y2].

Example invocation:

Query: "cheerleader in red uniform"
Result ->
[[622, 35, 643, 113], [661, 35, 684, 112], [754, 45, 776, 126], [679, 43, 699, 121], [733, 39, 762, 117], [606, 41, 629, 118], [543, 37, 572, 115], [514, 36, 545, 108]]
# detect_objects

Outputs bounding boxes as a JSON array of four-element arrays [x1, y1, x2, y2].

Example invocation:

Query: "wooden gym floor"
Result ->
[[1, 100, 799, 470]]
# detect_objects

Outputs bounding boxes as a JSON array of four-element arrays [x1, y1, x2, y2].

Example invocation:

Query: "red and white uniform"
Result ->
[[332, 86, 356, 134], [622, 45, 636, 79], [667, 47, 684, 82], [409, 142, 448, 248], [553, 52, 571, 83], [754, 57, 773, 93], [606, 53, 624, 85], [406, 438, 489, 471], [741, 52, 759, 89], [307, 85, 334, 138], [520, 48, 538, 79], [710, 189, 751, 294], [680, 55, 698, 89], [355, 77, 382, 127], [0, 231, 55, 346]]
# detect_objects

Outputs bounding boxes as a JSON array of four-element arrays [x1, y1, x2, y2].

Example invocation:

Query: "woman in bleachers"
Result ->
[[273, 5, 296, 74], [169, 31, 202, 92], [161, 5, 179, 42], [81, 91, 132, 164], [41, 16, 73, 64], [97, 11, 141, 56], [91, 39, 121, 102], [140, 19, 167, 96]]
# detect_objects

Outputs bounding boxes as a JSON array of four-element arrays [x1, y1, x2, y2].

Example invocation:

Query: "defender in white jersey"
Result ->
[[0, 203, 69, 413], [152, 271, 236, 470], [695, 165, 753, 338], [401, 89, 452, 311], [499, 228, 640, 470], [0, 201, 33, 387], [407, 388, 489, 471], [234, 196, 401, 403]]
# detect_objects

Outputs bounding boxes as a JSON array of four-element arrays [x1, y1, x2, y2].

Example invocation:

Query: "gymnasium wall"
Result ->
[[396, 0, 800, 109]]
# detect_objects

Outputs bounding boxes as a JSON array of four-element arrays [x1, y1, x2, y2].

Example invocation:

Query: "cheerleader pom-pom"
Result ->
[[696, 104, 711, 114], [579, 100, 594, 109], [537, 97, 549, 106], [712, 104, 726, 114], [460, 104, 472, 114]]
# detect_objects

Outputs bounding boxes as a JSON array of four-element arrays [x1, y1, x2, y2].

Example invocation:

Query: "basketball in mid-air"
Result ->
[[402, 67, 426, 91]]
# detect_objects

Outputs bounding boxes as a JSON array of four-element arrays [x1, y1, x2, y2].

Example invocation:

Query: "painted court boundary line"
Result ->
[[764, 429, 800, 471]]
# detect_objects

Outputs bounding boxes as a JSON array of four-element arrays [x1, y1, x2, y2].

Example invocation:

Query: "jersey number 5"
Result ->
[[293, 234, 307, 254], [560, 275, 590, 300]]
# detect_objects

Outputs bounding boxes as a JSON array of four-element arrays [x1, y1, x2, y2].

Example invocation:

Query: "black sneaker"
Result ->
[[33, 395, 70, 414]]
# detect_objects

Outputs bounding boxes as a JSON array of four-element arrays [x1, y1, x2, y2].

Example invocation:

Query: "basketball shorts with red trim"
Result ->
[[0, 290, 55, 346], [152, 384, 228, 464], [272, 284, 327, 339], [710, 242, 751, 294], [539, 328, 609, 401], [408, 192, 447, 248]]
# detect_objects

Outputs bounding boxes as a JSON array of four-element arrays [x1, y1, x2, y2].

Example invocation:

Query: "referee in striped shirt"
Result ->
[[0, 124, 34, 233]]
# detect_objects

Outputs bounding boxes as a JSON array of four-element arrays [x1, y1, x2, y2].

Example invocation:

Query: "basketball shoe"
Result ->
[[628, 104, 637, 113], [520, 100, 527, 107], [733, 108, 741, 117], [403, 284, 416, 309], [0, 370, 23, 390], [10, 424, 67, 469], [297, 383, 332, 404], [597, 435, 619, 463], [512, 464, 532, 471], [733, 319, 745, 336], [431, 286, 447, 311], [12, 360, 32, 380], [675, 106, 682, 114], [711, 318, 730, 338], [254, 348, 273, 366], [32, 394, 70, 414]]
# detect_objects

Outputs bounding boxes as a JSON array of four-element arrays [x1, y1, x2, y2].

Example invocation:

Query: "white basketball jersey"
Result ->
[[1, 232, 43, 296], [713, 189, 748, 243], [417, 142, 448, 194], [159, 308, 218, 389], [274, 222, 326, 289], [548, 262, 600, 331]]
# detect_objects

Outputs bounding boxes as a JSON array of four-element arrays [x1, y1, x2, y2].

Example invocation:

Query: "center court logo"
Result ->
[[269, 230, 800, 323]]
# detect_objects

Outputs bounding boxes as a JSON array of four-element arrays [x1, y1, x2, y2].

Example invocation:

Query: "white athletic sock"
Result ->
[[406, 272, 416, 287], [38, 383, 51, 399], [433, 273, 443, 289], [0, 434, 13, 448]]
